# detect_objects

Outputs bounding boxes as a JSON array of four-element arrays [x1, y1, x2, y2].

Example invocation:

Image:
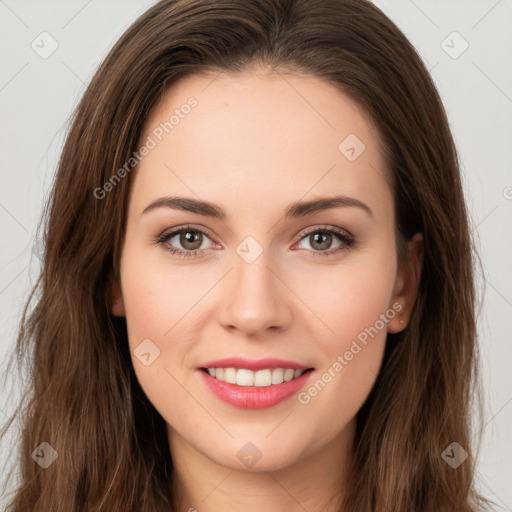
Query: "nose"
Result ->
[[217, 247, 293, 337]]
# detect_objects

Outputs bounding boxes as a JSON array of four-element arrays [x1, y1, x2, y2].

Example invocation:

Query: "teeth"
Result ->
[[237, 369, 255, 386], [206, 367, 306, 387], [224, 367, 237, 384], [271, 368, 284, 384], [254, 369, 271, 387], [283, 369, 295, 381]]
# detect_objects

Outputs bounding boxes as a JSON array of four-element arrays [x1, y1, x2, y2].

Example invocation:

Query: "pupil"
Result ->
[[181, 230, 202, 250], [312, 232, 331, 250]]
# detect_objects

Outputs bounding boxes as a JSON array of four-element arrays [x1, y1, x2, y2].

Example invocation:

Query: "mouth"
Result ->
[[198, 366, 315, 409], [199, 366, 315, 387]]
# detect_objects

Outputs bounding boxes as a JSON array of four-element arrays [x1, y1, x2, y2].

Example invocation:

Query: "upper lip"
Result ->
[[199, 357, 313, 371]]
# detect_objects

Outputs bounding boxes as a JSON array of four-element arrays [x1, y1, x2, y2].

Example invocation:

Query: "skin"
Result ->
[[110, 66, 422, 512]]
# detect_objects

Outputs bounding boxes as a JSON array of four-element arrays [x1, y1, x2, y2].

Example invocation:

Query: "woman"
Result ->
[[1, 0, 492, 510]]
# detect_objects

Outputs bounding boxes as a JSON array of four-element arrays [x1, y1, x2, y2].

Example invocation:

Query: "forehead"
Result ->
[[131, 67, 392, 221]]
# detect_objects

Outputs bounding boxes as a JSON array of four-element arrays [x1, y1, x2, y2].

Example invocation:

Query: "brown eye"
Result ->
[[308, 232, 334, 251], [177, 230, 204, 250], [295, 227, 354, 258], [158, 226, 214, 255]]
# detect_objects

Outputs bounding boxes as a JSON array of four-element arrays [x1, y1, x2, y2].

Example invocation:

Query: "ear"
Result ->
[[109, 275, 126, 317], [387, 232, 423, 333]]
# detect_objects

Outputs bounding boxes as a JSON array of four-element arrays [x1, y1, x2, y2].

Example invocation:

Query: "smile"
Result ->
[[198, 367, 315, 409], [202, 367, 310, 386]]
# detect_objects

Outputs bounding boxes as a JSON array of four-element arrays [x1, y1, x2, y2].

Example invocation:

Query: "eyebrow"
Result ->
[[142, 194, 373, 219]]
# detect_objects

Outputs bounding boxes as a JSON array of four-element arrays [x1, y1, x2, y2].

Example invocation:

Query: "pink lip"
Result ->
[[199, 357, 312, 371], [198, 368, 315, 409]]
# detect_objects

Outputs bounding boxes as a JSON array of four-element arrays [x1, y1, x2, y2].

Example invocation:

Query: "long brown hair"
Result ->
[[1, 0, 492, 510]]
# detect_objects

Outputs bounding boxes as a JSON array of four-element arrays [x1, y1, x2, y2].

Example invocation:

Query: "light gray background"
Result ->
[[1, 0, 511, 509]]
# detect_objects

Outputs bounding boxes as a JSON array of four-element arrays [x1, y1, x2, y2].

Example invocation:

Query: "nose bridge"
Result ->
[[217, 239, 291, 335]]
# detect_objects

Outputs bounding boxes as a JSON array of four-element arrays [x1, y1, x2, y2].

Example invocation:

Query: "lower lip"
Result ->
[[198, 369, 314, 409]]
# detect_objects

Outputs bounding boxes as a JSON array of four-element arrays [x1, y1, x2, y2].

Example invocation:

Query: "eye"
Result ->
[[294, 225, 355, 258], [155, 224, 355, 259], [155, 224, 216, 259]]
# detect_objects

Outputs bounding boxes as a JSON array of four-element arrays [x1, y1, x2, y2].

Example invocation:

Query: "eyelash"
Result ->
[[154, 224, 355, 259]]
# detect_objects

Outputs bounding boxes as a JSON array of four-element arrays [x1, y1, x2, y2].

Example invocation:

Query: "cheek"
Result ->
[[119, 252, 205, 423], [119, 244, 208, 344], [296, 241, 398, 346], [292, 243, 396, 423], [118, 244, 198, 387]]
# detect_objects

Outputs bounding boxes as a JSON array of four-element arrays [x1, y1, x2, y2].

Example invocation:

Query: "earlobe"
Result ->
[[109, 276, 126, 317], [387, 232, 423, 333]]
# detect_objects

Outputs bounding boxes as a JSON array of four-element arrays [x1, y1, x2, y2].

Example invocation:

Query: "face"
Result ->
[[111, 67, 419, 473]]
